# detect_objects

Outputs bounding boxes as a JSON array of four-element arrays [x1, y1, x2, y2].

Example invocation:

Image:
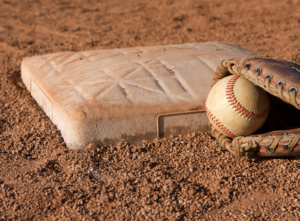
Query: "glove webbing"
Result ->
[[234, 132, 300, 160]]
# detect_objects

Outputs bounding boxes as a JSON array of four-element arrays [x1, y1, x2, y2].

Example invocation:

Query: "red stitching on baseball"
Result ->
[[226, 75, 270, 120], [205, 105, 236, 139]]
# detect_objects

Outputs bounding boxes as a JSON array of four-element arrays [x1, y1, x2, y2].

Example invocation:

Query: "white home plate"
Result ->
[[21, 42, 254, 149]]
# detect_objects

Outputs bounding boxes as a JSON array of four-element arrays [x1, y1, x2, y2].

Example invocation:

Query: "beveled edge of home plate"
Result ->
[[21, 42, 255, 149]]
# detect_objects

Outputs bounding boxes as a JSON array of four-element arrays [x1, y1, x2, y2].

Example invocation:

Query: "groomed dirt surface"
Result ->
[[1, 0, 300, 220]]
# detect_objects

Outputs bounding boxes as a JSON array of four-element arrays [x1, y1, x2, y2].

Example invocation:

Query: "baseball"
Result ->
[[205, 75, 270, 138]]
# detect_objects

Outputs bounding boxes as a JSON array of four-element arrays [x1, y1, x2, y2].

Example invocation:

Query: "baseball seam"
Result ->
[[225, 75, 270, 120], [205, 105, 236, 139]]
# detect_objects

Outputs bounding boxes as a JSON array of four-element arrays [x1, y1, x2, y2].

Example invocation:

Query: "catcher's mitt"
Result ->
[[208, 55, 300, 160]]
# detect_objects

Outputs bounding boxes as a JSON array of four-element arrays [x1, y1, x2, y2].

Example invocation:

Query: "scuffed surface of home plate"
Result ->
[[21, 42, 254, 149]]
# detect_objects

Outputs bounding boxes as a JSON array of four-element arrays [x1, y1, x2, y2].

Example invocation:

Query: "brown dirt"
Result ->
[[1, 0, 300, 220]]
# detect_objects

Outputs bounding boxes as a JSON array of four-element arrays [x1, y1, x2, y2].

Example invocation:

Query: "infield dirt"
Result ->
[[1, 0, 300, 220]]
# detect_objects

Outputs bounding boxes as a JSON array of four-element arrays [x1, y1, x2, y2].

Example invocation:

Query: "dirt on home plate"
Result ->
[[1, 0, 300, 220]]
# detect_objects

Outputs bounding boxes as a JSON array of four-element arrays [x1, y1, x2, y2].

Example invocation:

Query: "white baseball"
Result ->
[[205, 75, 270, 138]]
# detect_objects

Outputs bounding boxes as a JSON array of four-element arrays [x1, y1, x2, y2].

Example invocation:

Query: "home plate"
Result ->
[[21, 42, 254, 149]]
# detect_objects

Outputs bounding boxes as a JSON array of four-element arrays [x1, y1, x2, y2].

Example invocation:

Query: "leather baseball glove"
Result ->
[[208, 56, 300, 160]]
